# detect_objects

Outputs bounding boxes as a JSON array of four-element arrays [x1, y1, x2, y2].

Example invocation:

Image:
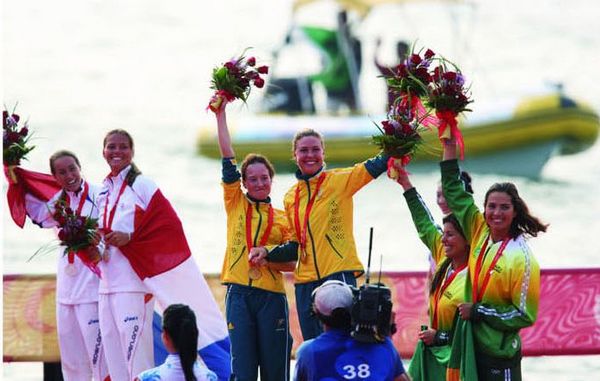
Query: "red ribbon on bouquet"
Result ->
[[400, 95, 438, 128], [386, 156, 411, 182], [71, 247, 102, 278], [207, 90, 236, 113], [436, 110, 465, 160]]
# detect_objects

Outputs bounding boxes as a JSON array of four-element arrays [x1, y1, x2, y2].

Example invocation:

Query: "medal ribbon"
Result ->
[[102, 179, 128, 234], [245, 202, 274, 251], [294, 172, 326, 259], [431, 262, 467, 329], [65, 182, 89, 264], [472, 236, 510, 303]]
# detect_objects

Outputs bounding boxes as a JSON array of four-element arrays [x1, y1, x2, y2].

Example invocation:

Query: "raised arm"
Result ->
[[440, 139, 482, 242], [214, 98, 234, 158], [389, 160, 443, 261], [443, 137, 457, 161]]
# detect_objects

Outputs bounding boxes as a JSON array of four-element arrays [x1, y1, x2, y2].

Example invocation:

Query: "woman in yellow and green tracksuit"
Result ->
[[283, 128, 388, 340], [441, 139, 548, 381], [390, 161, 471, 381], [213, 99, 298, 381]]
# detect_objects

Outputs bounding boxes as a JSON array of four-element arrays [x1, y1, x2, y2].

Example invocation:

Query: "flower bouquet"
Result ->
[[385, 47, 438, 126], [208, 50, 269, 112], [427, 61, 473, 159], [3, 108, 35, 177], [53, 198, 102, 277], [372, 100, 428, 180]]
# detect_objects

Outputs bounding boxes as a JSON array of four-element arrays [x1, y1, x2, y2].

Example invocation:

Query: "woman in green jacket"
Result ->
[[390, 161, 471, 380], [441, 138, 547, 381]]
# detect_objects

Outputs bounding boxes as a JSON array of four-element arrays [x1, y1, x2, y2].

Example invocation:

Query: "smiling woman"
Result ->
[[97, 129, 157, 379], [103, 131, 135, 177], [441, 138, 548, 380], [212, 97, 297, 380], [283, 128, 390, 341]]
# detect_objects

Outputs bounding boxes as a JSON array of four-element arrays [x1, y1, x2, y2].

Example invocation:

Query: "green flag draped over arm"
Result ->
[[408, 341, 451, 381]]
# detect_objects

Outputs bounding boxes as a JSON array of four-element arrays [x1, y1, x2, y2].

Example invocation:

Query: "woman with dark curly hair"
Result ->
[[441, 138, 548, 381]]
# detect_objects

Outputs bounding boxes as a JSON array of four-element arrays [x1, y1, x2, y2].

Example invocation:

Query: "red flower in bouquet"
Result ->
[[386, 47, 435, 99], [207, 50, 269, 112], [384, 46, 439, 128], [372, 100, 430, 179], [427, 61, 473, 159], [53, 198, 102, 277], [3, 107, 35, 166]]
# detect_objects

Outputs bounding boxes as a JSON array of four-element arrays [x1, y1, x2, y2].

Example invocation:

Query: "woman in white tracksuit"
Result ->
[[25, 150, 108, 380], [97, 129, 156, 380]]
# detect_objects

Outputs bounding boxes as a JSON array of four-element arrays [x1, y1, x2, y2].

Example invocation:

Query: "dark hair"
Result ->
[[292, 128, 324, 152], [103, 129, 141, 186], [163, 304, 198, 381], [240, 153, 275, 181], [318, 308, 352, 330], [484, 182, 548, 239], [459, 171, 474, 194], [429, 214, 469, 295], [49, 150, 81, 175]]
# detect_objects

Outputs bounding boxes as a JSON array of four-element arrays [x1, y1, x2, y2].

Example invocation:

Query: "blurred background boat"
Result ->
[[196, 0, 599, 177], [197, 92, 599, 177]]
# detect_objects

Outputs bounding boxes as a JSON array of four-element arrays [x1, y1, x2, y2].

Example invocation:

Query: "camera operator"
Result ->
[[294, 280, 410, 381]]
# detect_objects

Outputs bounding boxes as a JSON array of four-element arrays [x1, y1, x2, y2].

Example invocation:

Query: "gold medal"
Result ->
[[248, 266, 262, 280], [300, 248, 308, 263], [65, 263, 78, 276]]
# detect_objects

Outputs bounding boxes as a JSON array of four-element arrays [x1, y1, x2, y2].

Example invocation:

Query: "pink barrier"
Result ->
[[384, 268, 600, 357]]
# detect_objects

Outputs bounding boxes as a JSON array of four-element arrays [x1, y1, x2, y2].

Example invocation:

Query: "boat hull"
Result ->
[[198, 94, 599, 177]]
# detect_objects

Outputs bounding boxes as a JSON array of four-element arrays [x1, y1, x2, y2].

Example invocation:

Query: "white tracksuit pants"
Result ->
[[57, 302, 109, 380], [99, 292, 155, 381]]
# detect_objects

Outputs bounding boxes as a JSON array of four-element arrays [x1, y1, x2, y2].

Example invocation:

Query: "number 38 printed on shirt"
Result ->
[[341, 363, 371, 379]]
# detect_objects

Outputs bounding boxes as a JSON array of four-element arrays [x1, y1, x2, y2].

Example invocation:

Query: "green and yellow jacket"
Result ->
[[441, 159, 540, 359]]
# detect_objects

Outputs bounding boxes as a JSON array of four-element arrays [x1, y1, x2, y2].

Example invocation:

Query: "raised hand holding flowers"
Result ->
[[427, 60, 473, 159], [207, 50, 269, 112], [372, 99, 428, 181], [3, 107, 35, 170]]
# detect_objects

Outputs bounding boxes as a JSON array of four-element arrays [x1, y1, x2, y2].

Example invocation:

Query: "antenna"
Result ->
[[365, 227, 373, 284], [377, 255, 383, 286]]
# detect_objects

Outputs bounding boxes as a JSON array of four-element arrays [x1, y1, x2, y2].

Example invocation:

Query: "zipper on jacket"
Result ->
[[304, 179, 321, 280], [249, 202, 263, 287]]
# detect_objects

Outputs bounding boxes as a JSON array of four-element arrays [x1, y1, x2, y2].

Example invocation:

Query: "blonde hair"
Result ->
[[292, 128, 324, 152]]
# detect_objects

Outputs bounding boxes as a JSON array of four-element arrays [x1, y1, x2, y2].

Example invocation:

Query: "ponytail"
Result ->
[[163, 304, 198, 381], [125, 162, 142, 186], [430, 258, 452, 295], [177, 317, 199, 381]]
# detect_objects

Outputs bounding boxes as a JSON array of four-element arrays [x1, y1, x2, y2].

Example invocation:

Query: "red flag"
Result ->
[[4, 165, 61, 228], [119, 189, 191, 279]]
